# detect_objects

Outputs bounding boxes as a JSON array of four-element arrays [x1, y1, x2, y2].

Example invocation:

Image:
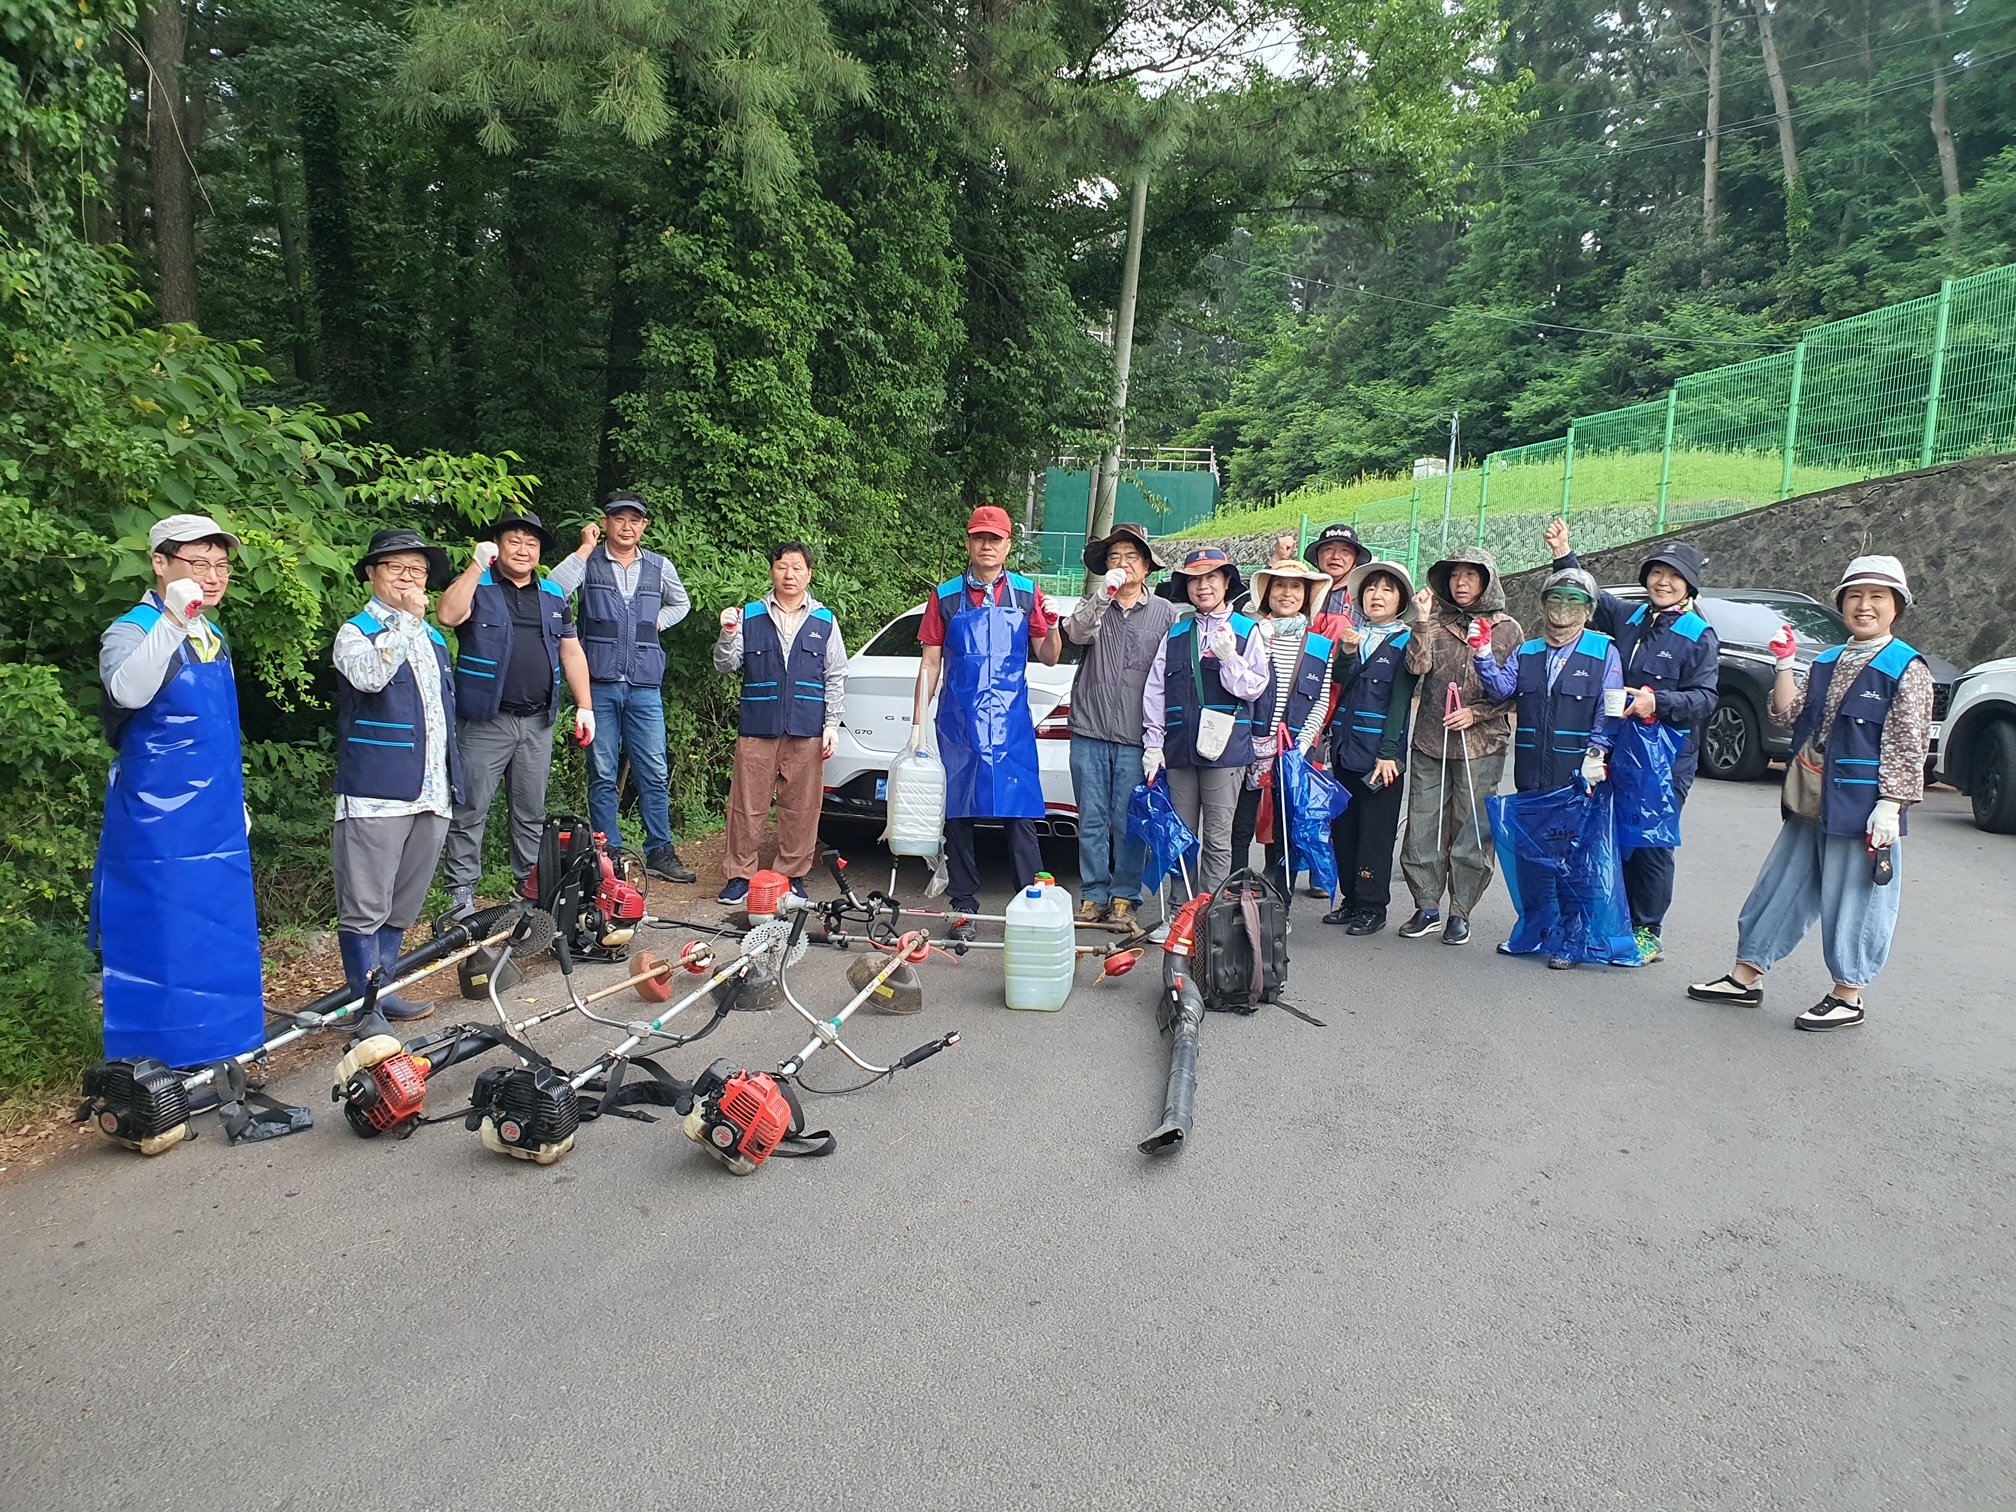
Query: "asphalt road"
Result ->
[[5, 779, 2014, 1510]]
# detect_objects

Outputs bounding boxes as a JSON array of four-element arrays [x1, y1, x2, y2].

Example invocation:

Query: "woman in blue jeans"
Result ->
[[1688, 556, 1933, 1032]]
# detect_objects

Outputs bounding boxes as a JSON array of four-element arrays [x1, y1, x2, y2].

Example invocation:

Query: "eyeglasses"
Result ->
[[168, 555, 232, 580], [373, 563, 432, 583]]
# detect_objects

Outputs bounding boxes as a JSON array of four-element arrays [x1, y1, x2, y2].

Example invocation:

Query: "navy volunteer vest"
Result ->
[[335, 611, 466, 805], [579, 547, 669, 686], [1613, 602, 1718, 779], [1251, 631, 1335, 748], [453, 570, 570, 725], [1328, 628, 1413, 775], [738, 600, 836, 739], [1790, 638, 1924, 837], [1512, 629, 1613, 792], [1160, 615, 1257, 771]]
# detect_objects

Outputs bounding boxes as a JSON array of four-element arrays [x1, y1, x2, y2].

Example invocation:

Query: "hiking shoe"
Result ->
[[1547, 955, 1577, 970], [1077, 898, 1107, 924], [1634, 927, 1664, 964], [1320, 904, 1357, 927], [717, 877, 750, 905], [1108, 898, 1136, 927], [1442, 916, 1471, 946], [1795, 995, 1865, 1032], [1345, 910, 1387, 936], [1398, 908, 1441, 939], [1688, 973, 1763, 1007], [647, 847, 697, 884], [447, 889, 477, 922]]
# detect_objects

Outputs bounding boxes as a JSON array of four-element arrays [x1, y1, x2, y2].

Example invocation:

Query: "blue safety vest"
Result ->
[[1790, 638, 1924, 837], [453, 570, 570, 725], [335, 611, 466, 805], [739, 600, 836, 739], [1513, 629, 1613, 792], [1160, 615, 1257, 771], [1609, 602, 1719, 780], [1251, 630, 1334, 748], [1329, 628, 1413, 775], [579, 546, 668, 686]]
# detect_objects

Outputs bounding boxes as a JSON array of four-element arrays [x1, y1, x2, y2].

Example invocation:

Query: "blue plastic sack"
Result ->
[[1274, 746, 1352, 897], [1128, 777, 1200, 895], [1488, 783, 1640, 966], [1609, 719, 1685, 852]]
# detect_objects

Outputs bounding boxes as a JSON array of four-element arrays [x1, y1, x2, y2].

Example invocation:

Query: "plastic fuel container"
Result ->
[[1004, 882, 1075, 1011], [883, 746, 947, 857]]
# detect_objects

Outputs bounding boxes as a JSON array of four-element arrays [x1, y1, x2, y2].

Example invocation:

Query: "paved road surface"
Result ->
[[5, 780, 2013, 1509]]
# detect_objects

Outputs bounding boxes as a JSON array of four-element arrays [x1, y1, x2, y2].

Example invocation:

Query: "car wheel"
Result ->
[[1971, 720, 2016, 834], [1701, 692, 1767, 782]]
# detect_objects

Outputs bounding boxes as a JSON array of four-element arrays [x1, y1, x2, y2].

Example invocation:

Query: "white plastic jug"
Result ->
[[883, 745, 947, 858], [1003, 882, 1075, 1012]]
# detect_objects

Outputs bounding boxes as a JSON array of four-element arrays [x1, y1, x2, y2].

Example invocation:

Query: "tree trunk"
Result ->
[[143, 0, 198, 324], [1752, 0, 1803, 242], [1086, 173, 1150, 569], [267, 142, 313, 383], [1702, 0, 1724, 265], [299, 83, 360, 403], [1928, 0, 1963, 240]]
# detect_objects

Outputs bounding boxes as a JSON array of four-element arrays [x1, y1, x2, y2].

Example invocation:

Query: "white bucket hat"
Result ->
[[1835, 554, 1913, 608]]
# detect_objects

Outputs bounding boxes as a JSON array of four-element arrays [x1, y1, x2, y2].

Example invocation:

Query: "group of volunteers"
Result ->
[[91, 496, 1932, 1075]]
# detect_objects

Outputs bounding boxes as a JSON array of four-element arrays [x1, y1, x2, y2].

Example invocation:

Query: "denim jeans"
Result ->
[[1070, 736, 1147, 905], [587, 680, 672, 853], [1735, 817, 1903, 988]]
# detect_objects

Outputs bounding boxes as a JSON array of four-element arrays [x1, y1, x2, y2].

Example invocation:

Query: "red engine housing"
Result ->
[[349, 1053, 429, 1136], [707, 1071, 794, 1168]]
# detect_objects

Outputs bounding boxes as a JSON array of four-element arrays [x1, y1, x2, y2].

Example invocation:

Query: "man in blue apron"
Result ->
[[910, 506, 1061, 939], [92, 514, 265, 1068]]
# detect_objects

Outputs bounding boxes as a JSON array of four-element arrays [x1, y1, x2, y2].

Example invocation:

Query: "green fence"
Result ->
[[1211, 260, 2016, 579]]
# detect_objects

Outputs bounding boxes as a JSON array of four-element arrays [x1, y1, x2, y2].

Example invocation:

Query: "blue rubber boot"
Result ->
[[338, 931, 393, 1040], [373, 925, 432, 1021]]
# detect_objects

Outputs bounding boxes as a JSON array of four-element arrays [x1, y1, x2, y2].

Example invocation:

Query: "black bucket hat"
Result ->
[[1639, 540, 1705, 595], [484, 510, 556, 554], [1082, 520, 1168, 574], [354, 528, 451, 591], [1304, 522, 1369, 573]]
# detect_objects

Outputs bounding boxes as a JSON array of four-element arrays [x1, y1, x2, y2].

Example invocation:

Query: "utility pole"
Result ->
[[1087, 174, 1149, 572]]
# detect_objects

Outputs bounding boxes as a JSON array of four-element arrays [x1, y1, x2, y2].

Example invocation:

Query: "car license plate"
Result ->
[[875, 777, 888, 800]]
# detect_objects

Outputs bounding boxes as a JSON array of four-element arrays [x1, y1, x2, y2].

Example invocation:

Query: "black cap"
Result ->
[[355, 529, 452, 590], [485, 511, 555, 554], [1304, 522, 1368, 572], [1640, 540, 1705, 595], [601, 490, 650, 520]]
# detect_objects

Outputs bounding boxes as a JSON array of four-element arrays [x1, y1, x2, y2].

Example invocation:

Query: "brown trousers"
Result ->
[[725, 734, 824, 880]]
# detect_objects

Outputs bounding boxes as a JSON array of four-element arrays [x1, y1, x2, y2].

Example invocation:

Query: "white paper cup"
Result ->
[[1603, 688, 1628, 718]]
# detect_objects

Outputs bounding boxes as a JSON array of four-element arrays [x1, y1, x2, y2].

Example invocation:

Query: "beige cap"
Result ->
[[1835, 554, 1913, 608], [148, 513, 241, 552]]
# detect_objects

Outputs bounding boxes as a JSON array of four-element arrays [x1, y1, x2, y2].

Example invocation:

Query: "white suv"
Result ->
[[1935, 656, 2016, 833], [820, 598, 1086, 838]]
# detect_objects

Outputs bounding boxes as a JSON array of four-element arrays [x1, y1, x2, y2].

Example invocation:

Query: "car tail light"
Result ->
[[1036, 704, 1072, 739]]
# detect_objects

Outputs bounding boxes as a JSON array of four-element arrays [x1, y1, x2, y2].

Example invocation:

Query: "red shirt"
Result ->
[[917, 574, 1058, 648]]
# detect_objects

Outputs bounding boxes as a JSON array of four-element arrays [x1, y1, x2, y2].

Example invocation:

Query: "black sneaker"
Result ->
[[646, 847, 697, 884], [717, 877, 750, 905], [1795, 994, 1865, 1032], [1547, 955, 1577, 970], [1442, 915, 1470, 946], [1345, 910, 1387, 936], [1687, 973, 1763, 1007], [1398, 908, 1441, 939], [1320, 905, 1357, 927]]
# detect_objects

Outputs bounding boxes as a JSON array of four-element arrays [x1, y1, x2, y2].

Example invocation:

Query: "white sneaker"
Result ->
[[1794, 995, 1865, 1032]]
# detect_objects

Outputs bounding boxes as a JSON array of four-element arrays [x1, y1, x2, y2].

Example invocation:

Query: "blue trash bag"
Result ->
[[1128, 777, 1200, 895], [1609, 719, 1685, 852], [1488, 783, 1640, 966], [1274, 746, 1352, 897]]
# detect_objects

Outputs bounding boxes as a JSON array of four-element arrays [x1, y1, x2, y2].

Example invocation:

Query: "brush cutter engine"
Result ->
[[468, 1064, 579, 1165], [523, 818, 643, 959], [682, 1058, 802, 1176], [333, 1035, 431, 1138], [77, 1058, 193, 1155]]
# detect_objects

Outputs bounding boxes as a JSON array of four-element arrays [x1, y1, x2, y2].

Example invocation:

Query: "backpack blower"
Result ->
[[78, 905, 554, 1155], [522, 816, 645, 964]]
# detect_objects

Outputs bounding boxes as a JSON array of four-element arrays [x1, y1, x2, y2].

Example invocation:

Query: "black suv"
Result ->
[[1598, 587, 1960, 781]]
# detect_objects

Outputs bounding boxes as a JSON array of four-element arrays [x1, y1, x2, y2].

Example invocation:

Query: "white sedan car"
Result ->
[[821, 596, 1086, 839]]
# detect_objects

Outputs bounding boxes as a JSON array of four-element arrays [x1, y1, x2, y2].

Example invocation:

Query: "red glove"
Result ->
[[1769, 624, 1798, 665], [1465, 616, 1494, 654]]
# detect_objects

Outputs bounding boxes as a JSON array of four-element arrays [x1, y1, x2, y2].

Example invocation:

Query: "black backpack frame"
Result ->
[[1192, 868, 1292, 1016]]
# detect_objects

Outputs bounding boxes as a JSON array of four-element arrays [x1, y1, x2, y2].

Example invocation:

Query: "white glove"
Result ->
[[1142, 747, 1164, 783], [472, 540, 499, 572], [1581, 748, 1607, 786], [162, 578, 205, 628], [719, 605, 742, 632], [821, 726, 837, 761], [1204, 629, 1237, 662], [1867, 798, 1901, 849], [1101, 567, 1128, 600], [573, 708, 596, 748]]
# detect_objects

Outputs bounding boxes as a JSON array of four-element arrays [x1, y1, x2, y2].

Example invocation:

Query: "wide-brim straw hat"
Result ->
[[1248, 557, 1332, 613], [1344, 558, 1415, 605]]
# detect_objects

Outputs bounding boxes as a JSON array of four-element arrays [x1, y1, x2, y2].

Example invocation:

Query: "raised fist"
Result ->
[[719, 606, 743, 632], [163, 578, 205, 627], [578, 522, 601, 556], [1769, 623, 1798, 665], [1544, 518, 1571, 558], [1204, 629, 1237, 662], [472, 540, 500, 573], [1101, 567, 1128, 599], [1465, 616, 1494, 654]]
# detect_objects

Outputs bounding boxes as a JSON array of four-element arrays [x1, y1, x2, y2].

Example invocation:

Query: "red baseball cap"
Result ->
[[966, 505, 1014, 538]]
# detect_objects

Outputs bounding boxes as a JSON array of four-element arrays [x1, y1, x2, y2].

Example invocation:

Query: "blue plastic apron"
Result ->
[[90, 627, 266, 1066], [936, 580, 1045, 820]]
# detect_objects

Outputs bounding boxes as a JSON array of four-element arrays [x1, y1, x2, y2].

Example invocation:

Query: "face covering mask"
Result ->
[[1542, 595, 1589, 634]]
